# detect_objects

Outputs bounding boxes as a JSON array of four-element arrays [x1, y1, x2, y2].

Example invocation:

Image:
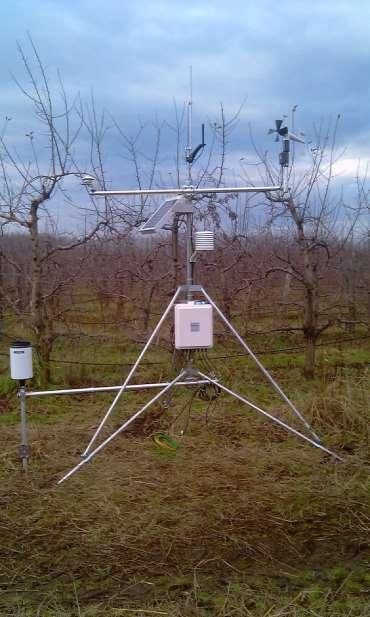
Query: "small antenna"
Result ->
[[185, 66, 193, 179], [185, 67, 206, 176]]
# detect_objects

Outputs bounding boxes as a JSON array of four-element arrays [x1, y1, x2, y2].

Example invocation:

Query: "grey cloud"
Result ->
[[0, 0, 369, 192]]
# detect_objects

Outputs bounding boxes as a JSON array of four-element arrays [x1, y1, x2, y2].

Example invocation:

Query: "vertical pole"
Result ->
[[19, 381, 29, 472], [186, 211, 193, 301], [172, 215, 180, 293], [187, 65, 193, 185]]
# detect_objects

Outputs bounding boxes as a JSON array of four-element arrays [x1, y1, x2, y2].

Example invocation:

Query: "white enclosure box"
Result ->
[[174, 302, 213, 349], [10, 341, 33, 380]]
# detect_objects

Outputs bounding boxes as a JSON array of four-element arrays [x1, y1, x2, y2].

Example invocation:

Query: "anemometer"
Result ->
[[9, 106, 343, 479], [268, 119, 305, 167]]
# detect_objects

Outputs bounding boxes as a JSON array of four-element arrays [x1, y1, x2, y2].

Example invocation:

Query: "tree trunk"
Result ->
[[0, 246, 3, 336], [303, 332, 316, 379], [344, 271, 356, 334], [29, 204, 49, 384], [281, 271, 292, 325], [300, 235, 319, 379], [221, 273, 232, 320], [242, 286, 252, 338], [38, 334, 53, 384], [115, 292, 126, 322], [302, 286, 318, 379], [367, 235, 370, 333], [143, 284, 155, 332], [345, 301, 357, 334]]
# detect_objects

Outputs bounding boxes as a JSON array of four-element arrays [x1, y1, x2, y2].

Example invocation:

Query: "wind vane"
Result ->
[[268, 119, 305, 168]]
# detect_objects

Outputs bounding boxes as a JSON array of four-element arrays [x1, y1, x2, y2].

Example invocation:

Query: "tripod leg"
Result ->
[[200, 287, 321, 443], [82, 286, 182, 456], [59, 370, 187, 484], [196, 369, 343, 462]]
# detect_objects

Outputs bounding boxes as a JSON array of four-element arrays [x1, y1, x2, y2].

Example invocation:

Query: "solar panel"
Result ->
[[139, 197, 178, 234]]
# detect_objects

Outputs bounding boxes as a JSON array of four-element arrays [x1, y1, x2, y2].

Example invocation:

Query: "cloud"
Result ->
[[1, 0, 370, 212], [331, 158, 366, 179]]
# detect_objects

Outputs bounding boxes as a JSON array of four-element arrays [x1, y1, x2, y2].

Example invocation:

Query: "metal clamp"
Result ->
[[19, 444, 30, 458], [180, 284, 202, 292]]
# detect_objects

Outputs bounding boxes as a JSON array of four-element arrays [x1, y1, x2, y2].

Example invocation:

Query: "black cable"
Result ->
[[169, 388, 197, 435], [0, 334, 368, 367]]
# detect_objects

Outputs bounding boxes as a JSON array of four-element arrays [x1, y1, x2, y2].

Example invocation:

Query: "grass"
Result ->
[[0, 324, 369, 615]]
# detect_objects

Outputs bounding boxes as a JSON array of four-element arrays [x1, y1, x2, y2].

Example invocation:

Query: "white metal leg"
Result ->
[[82, 287, 182, 456], [38, 280, 342, 483], [196, 369, 343, 461], [200, 287, 322, 443], [58, 370, 187, 484], [25, 380, 210, 398]]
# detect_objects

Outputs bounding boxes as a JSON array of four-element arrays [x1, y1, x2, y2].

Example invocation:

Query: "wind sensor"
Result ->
[[185, 123, 205, 164], [268, 119, 305, 168]]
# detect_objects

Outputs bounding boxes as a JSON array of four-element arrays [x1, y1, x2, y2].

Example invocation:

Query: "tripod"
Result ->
[[59, 214, 342, 484]]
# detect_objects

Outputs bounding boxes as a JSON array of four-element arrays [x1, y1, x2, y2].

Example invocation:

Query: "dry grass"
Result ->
[[0, 356, 369, 616]]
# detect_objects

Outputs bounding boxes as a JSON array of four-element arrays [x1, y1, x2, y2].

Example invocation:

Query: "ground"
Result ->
[[0, 333, 369, 616]]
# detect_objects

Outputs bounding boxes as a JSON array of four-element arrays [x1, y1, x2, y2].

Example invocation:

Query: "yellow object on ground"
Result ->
[[152, 433, 179, 451]]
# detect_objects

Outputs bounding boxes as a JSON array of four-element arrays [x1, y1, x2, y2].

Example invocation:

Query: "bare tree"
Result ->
[[0, 39, 109, 382], [244, 113, 361, 377]]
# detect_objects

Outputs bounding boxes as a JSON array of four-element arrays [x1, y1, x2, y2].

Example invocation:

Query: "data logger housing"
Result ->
[[174, 302, 213, 349]]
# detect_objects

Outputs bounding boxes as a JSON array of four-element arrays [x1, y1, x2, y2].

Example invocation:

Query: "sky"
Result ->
[[1, 0, 370, 220]]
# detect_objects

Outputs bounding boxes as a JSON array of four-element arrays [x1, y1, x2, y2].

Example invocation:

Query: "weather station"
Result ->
[[10, 111, 344, 482]]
